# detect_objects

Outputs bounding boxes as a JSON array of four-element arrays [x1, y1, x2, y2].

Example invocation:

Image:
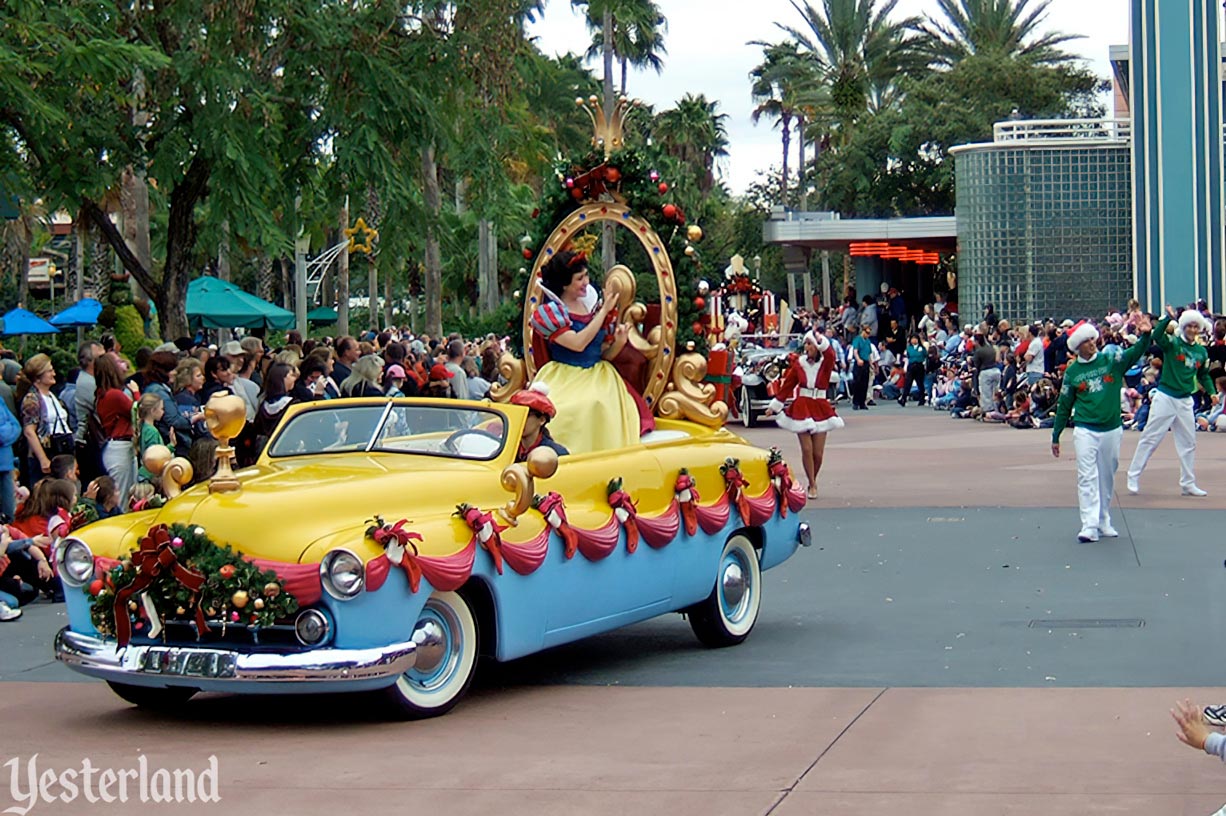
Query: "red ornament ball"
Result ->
[[219, 564, 236, 580], [570, 187, 584, 200], [662, 204, 678, 219], [88, 579, 104, 597], [604, 167, 622, 183], [693, 296, 706, 310], [522, 248, 533, 260], [658, 182, 669, 194], [691, 321, 705, 335]]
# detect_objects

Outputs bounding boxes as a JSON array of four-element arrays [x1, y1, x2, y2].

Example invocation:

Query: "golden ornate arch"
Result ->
[[490, 201, 728, 428], [519, 202, 678, 412]]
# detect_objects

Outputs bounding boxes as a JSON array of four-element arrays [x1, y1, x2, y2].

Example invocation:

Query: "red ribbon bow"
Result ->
[[536, 492, 578, 559], [372, 520, 425, 593], [112, 525, 207, 648], [674, 471, 700, 537], [768, 460, 794, 518], [722, 465, 752, 526], [607, 487, 640, 553], [458, 505, 505, 575]]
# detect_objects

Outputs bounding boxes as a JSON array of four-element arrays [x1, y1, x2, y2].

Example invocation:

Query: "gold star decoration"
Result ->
[[569, 233, 599, 257], [344, 217, 379, 255]]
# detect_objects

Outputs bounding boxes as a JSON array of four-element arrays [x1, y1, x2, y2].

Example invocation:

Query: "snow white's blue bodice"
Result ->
[[530, 301, 605, 369]]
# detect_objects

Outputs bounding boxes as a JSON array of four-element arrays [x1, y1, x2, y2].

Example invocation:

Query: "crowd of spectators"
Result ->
[[0, 326, 506, 622], [790, 289, 1226, 436]]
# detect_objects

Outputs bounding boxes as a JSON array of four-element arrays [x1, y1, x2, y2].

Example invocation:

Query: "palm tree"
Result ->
[[750, 42, 807, 200], [578, 0, 668, 95], [654, 93, 729, 199], [777, 0, 922, 145], [916, 0, 1081, 68]]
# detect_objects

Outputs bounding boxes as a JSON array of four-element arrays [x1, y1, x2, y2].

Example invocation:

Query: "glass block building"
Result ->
[[951, 121, 1133, 322]]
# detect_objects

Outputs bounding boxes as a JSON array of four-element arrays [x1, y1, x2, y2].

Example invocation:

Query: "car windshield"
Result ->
[[267, 403, 509, 461]]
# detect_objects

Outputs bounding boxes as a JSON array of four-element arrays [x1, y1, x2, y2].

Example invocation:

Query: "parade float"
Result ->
[[52, 97, 810, 720]]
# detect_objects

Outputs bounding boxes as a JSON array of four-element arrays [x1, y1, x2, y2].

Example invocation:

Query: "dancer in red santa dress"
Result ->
[[765, 331, 845, 499]]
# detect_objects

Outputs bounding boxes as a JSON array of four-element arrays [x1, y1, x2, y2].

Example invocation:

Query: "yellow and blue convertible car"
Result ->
[[53, 396, 810, 718]]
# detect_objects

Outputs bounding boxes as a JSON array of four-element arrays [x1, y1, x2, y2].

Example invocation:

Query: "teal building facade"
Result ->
[[1131, 0, 1224, 310]]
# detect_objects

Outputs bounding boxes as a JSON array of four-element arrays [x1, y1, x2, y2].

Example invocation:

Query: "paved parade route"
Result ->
[[4, 406, 1226, 814]]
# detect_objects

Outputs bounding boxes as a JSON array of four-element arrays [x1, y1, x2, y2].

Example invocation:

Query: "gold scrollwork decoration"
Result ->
[[161, 458, 195, 500], [488, 352, 527, 403], [498, 447, 559, 525], [656, 352, 728, 428]]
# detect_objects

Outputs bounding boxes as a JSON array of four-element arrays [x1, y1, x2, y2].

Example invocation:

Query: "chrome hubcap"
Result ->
[[721, 561, 746, 607], [406, 601, 462, 692], [411, 620, 447, 673]]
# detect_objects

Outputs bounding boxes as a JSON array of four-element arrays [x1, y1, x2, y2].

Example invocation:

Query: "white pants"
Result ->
[[101, 439, 135, 509], [1074, 426, 1121, 533], [1127, 390, 1197, 489]]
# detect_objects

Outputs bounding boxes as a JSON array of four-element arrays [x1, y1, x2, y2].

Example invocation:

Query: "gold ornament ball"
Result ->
[[263, 582, 281, 598], [253, 598, 265, 610], [128, 601, 138, 612], [687, 225, 704, 242], [207, 607, 217, 616], [142, 444, 172, 476], [684, 245, 696, 257], [176, 606, 186, 615], [231, 590, 250, 609]]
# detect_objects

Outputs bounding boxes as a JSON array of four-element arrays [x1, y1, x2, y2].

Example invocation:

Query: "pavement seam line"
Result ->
[[762, 686, 890, 815], [1113, 491, 1141, 567]]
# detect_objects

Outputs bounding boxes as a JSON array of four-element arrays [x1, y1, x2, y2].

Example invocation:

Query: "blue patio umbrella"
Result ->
[[1, 308, 59, 336], [50, 297, 103, 328]]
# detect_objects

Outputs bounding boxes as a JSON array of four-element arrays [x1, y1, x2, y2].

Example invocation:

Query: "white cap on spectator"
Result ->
[[1060, 319, 1075, 329]]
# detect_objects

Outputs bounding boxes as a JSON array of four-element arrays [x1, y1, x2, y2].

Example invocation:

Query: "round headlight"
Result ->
[[320, 549, 364, 600], [58, 538, 94, 587], [763, 362, 782, 381], [294, 609, 331, 646]]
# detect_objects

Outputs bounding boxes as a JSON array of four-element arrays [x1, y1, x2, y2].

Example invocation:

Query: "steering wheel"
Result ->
[[442, 428, 502, 457]]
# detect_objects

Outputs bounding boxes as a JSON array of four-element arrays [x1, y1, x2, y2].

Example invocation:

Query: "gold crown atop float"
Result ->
[[576, 94, 638, 159]]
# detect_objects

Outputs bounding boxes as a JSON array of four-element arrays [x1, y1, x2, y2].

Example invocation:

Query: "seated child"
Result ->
[[81, 476, 123, 520], [128, 482, 159, 512]]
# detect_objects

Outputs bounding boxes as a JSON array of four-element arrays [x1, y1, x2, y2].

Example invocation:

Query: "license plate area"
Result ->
[[138, 647, 238, 678]]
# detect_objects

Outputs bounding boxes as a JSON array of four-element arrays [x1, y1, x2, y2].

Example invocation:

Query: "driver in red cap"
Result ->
[[510, 383, 569, 463]]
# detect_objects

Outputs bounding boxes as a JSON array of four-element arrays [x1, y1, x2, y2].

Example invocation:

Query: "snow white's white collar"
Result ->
[[539, 282, 599, 315]]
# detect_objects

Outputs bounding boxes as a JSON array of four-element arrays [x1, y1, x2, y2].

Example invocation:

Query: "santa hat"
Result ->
[[1067, 320, 1099, 351], [1178, 309, 1211, 339], [803, 331, 830, 353], [510, 381, 556, 418]]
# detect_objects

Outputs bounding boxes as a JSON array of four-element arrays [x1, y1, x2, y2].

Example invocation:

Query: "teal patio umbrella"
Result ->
[[307, 306, 338, 324], [186, 277, 295, 330]]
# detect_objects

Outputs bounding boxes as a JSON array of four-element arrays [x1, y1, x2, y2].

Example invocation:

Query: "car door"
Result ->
[[540, 444, 675, 642]]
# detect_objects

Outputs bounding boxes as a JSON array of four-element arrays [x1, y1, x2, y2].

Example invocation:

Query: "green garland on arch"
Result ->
[[513, 145, 707, 355]]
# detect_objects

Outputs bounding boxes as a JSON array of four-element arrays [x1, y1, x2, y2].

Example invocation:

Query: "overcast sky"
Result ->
[[526, 0, 1130, 194]]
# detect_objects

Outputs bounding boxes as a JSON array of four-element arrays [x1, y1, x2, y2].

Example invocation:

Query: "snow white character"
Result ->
[[765, 331, 845, 499], [529, 250, 653, 454]]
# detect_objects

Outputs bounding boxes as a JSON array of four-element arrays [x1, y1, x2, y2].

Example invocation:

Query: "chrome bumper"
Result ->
[[55, 627, 416, 686]]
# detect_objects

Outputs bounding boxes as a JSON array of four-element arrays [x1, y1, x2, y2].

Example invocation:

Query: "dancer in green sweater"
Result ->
[[1051, 314, 1153, 542], [1126, 306, 1215, 496]]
